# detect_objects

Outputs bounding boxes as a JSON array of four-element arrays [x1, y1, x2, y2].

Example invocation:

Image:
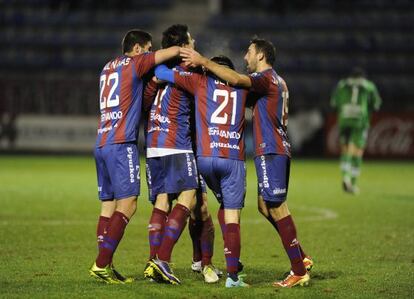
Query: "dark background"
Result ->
[[1, 0, 413, 157]]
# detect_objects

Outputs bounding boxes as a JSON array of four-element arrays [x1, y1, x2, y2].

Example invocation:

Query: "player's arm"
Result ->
[[154, 64, 198, 95], [154, 46, 180, 65], [371, 84, 382, 111], [180, 48, 251, 88], [154, 64, 175, 84]]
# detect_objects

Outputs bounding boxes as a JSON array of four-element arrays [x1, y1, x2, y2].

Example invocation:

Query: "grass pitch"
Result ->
[[0, 155, 413, 298]]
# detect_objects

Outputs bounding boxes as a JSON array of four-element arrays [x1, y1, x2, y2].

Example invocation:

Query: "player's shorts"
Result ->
[[145, 153, 199, 203], [339, 125, 368, 148], [197, 156, 246, 209], [197, 174, 207, 194], [254, 154, 290, 204], [94, 142, 140, 201]]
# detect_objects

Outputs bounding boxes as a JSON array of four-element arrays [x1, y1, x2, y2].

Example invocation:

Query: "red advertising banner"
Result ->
[[325, 112, 414, 158]]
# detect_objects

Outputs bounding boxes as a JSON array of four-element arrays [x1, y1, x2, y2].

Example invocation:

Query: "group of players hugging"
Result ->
[[89, 24, 313, 289]]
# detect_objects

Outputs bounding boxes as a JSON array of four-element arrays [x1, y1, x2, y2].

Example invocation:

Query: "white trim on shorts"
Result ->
[[146, 147, 193, 158]]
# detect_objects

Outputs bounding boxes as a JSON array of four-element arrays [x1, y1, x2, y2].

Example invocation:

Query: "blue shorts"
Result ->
[[145, 153, 199, 203], [94, 143, 140, 201], [197, 156, 246, 209], [198, 174, 207, 194], [254, 154, 290, 204]]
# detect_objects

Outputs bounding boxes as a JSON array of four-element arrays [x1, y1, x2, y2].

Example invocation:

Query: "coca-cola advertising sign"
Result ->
[[325, 113, 414, 158]]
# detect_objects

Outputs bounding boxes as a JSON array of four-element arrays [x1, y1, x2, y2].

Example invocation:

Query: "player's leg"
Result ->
[[218, 158, 249, 288], [189, 187, 221, 282], [95, 147, 116, 249], [267, 202, 310, 288], [92, 143, 140, 283], [97, 200, 116, 250], [143, 158, 170, 281], [144, 193, 170, 282], [339, 126, 353, 192], [151, 189, 195, 285], [89, 146, 122, 284], [256, 154, 309, 288], [189, 189, 204, 271], [151, 153, 198, 284], [148, 194, 169, 259], [155, 188, 196, 260], [146, 158, 170, 260], [257, 195, 310, 269], [348, 126, 367, 193]]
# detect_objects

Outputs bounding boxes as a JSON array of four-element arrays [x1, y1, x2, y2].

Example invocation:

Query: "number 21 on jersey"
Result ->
[[100, 72, 120, 110], [210, 89, 237, 125]]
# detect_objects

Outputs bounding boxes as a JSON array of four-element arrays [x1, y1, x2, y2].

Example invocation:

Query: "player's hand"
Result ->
[[151, 76, 165, 84], [180, 48, 203, 67]]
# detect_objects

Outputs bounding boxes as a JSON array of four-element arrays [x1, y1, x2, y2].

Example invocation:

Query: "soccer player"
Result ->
[[181, 38, 313, 288], [153, 55, 250, 288], [89, 29, 181, 284], [331, 67, 382, 194], [142, 24, 220, 284]]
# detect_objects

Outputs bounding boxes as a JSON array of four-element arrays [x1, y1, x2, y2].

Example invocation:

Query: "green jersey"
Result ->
[[331, 77, 382, 128]]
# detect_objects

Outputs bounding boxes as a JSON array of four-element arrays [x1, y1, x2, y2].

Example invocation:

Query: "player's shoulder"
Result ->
[[130, 51, 155, 63], [362, 79, 377, 90], [269, 69, 287, 88], [102, 55, 123, 71], [274, 70, 287, 86]]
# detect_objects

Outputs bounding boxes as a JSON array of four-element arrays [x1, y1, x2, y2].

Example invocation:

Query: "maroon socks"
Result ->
[[148, 208, 168, 260], [189, 215, 215, 266], [224, 223, 241, 274], [96, 211, 129, 268], [157, 204, 190, 262], [276, 215, 306, 276]]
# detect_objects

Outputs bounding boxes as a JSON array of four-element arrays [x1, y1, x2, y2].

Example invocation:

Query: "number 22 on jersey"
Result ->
[[100, 72, 120, 110]]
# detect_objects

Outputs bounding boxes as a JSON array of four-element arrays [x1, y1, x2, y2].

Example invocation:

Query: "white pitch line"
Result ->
[[0, 206, 337, 226]]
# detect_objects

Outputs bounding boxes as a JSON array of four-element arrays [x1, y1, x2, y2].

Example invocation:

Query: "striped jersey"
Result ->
[[144, 64, 193, 156], [174, 71, 248, 161], [95, 52, 155, 148], [249, 68, 291, 157], [331, 77, 382, 128]]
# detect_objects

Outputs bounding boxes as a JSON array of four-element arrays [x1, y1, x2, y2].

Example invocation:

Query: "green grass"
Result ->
[[0, 155, 413, 298]]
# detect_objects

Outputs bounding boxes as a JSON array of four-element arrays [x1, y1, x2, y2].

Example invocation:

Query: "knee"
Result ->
[[116, 197, 137, 218]]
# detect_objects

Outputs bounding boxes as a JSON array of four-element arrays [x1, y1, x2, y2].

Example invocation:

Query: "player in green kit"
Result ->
[[331, 67, 382, 194]]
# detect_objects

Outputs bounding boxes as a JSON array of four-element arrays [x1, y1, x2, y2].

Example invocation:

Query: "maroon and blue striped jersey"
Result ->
[[144, 65, 193, 152], [249, 69, 291, 157], [174, 71, 248, 161], [95, 52, 155, 148]]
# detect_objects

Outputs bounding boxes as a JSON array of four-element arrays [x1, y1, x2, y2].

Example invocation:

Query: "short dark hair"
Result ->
[[211, 55, 235, 70], [250, 37, 276, 66], [162, 24, 190, 48], [122, 29, 152, 53], [206, 55, 235, 79]]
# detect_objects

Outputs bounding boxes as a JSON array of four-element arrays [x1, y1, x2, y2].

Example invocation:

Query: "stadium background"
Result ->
[[1, 0, 413, 158], [0, 1, 413, 298]]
